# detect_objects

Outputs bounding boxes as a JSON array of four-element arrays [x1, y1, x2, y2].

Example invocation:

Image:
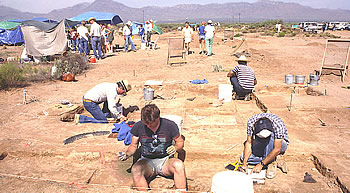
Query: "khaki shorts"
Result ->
[[139, 155, 171, 176], [184, 37, 192, 43]]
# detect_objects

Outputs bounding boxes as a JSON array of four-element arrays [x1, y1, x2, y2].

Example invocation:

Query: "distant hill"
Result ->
[[1, 0, 350, 23]]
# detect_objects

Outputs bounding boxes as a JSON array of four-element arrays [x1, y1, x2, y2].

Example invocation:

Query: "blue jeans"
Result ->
[[79, 38, 89, 55], [91, 36, 102, 59], [124, 35, 136, 51], [140, 34, 145, 43], [241, 133, 288, 165], [79, 100, 110, 124], [230, 76, 252, 98]]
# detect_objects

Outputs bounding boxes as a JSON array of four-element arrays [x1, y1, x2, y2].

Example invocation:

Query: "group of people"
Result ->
[[122, 20, 155, 52], [69, 17, 115, 60], [182, 20, 216, 56]]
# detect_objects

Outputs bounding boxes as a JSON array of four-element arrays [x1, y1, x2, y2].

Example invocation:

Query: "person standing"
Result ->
[[89, 17, 103, 60], [204, 20, 215, 56], [77, 20, 89, 56], [182, 21, 193, 55], [106, 24, 114, 53], [123, 21, 136, 52], [198, 21, 206, 55], [100, 23, 108, 57], [145, 21, 153, 47], [139, 24, 145, 44], [70, 26, 78, 53]]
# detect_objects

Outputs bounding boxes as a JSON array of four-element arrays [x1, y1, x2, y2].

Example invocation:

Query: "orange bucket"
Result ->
[[90, 57, 96, 63]]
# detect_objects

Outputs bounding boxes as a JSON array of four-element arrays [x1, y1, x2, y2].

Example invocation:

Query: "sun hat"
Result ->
[[117, 80, 132, 92], [254, 118, 274, 138], [127, 21, 132, 25], [236, 55, 250, 62], [88, 17, 96, 22], [208, 20, 213, 24]]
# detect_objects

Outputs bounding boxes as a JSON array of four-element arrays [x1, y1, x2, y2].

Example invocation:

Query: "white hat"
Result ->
[[127, 21, 132, 25], [208, 20, 213, 24], [256, 129, 272, 138], [236, 55, 250, 62]]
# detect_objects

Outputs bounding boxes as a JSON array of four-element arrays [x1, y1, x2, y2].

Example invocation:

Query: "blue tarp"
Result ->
[[132, 21, 144, 35], [0, 26, 24, 45], [69, 11, 123, 25]]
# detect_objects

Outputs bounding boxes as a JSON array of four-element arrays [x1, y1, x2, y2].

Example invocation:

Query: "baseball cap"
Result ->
[[254, 118, 273, 138]]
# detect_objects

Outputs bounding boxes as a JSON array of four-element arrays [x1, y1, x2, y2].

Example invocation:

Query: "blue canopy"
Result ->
[[70, 11, 123, 25], [0, 26, 24, 45]]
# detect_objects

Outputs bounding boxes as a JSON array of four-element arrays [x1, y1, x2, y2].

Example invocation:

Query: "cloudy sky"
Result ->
[[1, 0, 350, 13]]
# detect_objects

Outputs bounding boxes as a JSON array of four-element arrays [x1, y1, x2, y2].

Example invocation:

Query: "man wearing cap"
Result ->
[[77, 20, 89, 56], [75, 81, 131, 124], [204, 20, 215, 56], [123, 21, 136, 52], [145, 21, 153, 47], [118, 104, 187, 191], [182, 21, 193, 55], [89, 17, 103, 60], [240, 113, 289, 179], [227, 55, 257, 100], [198, 21, 206, 55]]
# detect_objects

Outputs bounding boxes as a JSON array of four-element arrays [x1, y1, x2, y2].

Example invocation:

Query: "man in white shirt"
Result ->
[[123, 21, 136, 52], [75, 80, 132, 124], [89, 17, 103, 60], [204, 20, 215, 56], [145, 20, 153, 47], [77, 20, 89, 56], [182, 21, 193, 55]]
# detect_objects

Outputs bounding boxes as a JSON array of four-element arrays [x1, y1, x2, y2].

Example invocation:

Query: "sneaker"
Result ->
[[277, 160, 288, 173], [74, 114, 80, 125], [199, 51, 202, 54], [266, 161, 277, 179]]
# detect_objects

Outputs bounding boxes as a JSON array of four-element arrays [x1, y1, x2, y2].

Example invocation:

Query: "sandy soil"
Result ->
[[0, 30, 349, 192]]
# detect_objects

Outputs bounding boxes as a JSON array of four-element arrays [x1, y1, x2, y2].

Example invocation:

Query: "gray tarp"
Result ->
[[21, 20, 67, 57]]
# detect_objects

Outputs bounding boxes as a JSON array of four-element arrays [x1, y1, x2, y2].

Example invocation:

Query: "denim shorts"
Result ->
[[199, 35, 205, 40], [139, 155, 171, 176]]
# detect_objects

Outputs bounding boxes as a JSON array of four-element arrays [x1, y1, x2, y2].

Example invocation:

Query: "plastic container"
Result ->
[[162, 115, 183, 134], [141, 43, 146, 50], [90, 57, 96, 63], [295, 75, 306, 84], [144, 88, 155, 101], [309, 74, 320, 86], [219, 84, 233, 102], [211, 171, 254, 193], [285, 74, 294, 85]]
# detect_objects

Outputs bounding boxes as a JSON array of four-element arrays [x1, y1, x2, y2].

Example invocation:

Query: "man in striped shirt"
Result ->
[[227, 55, 257, 100], [240, 113, 289, 179]]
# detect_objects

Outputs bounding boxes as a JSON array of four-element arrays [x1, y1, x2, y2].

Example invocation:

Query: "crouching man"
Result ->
[[118, 104, 187, 191], [240, 113, 289, 178]]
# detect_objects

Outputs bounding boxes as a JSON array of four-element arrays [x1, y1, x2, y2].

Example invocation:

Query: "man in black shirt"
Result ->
[[118, 104, 187, 191]]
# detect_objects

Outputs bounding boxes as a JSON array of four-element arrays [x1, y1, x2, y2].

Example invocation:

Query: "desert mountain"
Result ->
[[1, 0, 350, 23]]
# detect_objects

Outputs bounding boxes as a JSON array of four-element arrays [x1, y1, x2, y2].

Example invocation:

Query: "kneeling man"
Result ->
[[240, 113, 289, 178], [119, 104, 187, 191]]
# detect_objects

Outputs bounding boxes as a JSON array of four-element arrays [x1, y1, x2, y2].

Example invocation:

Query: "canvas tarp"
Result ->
[[21, 20, 57, 31], [0, 26, 24, 45], [153, 24, 163, 35], [70, 11, 123, 25], [0, 21, 21, 30], [32, 17, 58, 23], [21, 20, 67, 56]]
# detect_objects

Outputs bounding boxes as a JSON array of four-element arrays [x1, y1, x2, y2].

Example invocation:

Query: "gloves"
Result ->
[[166, 145, 176, 155], [118, 152, 128, 161]]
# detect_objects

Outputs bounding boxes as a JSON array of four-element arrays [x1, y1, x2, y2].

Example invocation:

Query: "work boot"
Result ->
[[266, 161, 277, 179], [244, 94, 252, 101], [74, 114, 80, 125], [277, 160, 288, 173]]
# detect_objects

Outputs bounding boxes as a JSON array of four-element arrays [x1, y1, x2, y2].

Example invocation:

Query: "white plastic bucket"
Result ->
[[211, 171, 254, 193], [161, 115, 183, 134], [295, 75, 306, 84], [309, 74, 320, 86], [144, 88, 155, 101], [141, 43, 146, 50], [219, 84, 233, 102], [285, 74, 294, 85]]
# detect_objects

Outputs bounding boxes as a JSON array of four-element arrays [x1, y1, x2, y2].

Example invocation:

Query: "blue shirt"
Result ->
[[199, 25, 205, 36], [140, 27, 145, 35]]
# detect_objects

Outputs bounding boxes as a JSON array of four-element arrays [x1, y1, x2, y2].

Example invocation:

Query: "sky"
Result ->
[[1, 0, 350, 13]]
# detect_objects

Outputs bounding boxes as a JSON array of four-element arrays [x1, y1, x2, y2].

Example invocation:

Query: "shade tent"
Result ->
[[31, 17, 58, 23], [21, 20, 57, 31], [70, 11, 123, 25], [0, 26, 24, 45], [0, 21, 21, 30]]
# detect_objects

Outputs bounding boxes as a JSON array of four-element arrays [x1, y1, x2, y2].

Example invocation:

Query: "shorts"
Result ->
[[184, 37, 192, 43], [139, 155, 171, 176], [199, 35, 205, 40]]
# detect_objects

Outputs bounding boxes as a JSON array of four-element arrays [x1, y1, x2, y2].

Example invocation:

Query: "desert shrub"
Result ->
[[305, 33, 310, 37], [291, 32, 297, 37], [53, 53, 88, 79], [277, 32, 286, 37], [234, 34, 241, 37], [0, 62, 24, 89]]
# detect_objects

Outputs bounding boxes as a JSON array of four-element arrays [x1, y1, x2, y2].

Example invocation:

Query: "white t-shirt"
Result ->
[[90, 22, 102, 37], [205, 25, 215, 38], [145, 23, 153, 32], [77, 25, 89, 40], [123, 25, 131, 36], [182, 27, 193, 38]]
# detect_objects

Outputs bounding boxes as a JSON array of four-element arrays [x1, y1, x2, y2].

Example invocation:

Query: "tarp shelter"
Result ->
[[0, 26, 24, 45], [32, 17, 58, 23], [153, 24, 163, 35], [70, 11, 123, 25], [0, 21, 21, 30], [21, 20, 57, 31], [21, 20, 67, 57]]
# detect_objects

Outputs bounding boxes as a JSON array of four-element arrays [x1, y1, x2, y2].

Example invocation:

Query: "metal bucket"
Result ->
[[285, 74, 294, 85], [295, 75, 306, 84], [144, 88, 155, 101], [309, 74, 320, 86]]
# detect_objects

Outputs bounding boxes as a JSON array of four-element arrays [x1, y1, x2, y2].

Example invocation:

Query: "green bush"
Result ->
[[291, 32, 297, 37], [305, 33, 310, 37], [0, 63, 24, 89], [277, 32, 286, 37], [234, 34, 241, 37]]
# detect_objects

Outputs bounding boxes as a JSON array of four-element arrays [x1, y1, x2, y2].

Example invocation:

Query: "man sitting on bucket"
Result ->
[[227, 55, 257, 100], [75, 80, 131, 124], [118, 104, 187, 191], [239, 113, 289, 179]]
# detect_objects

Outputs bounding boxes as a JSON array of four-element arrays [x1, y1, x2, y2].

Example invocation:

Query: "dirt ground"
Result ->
[[0, 30, 350, 192]]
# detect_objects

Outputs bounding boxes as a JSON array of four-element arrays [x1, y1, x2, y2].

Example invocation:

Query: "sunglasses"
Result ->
[[152, 134, 160, 147]]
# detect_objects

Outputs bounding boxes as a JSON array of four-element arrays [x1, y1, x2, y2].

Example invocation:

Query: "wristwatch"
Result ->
[[260, 161, 266, 167]]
